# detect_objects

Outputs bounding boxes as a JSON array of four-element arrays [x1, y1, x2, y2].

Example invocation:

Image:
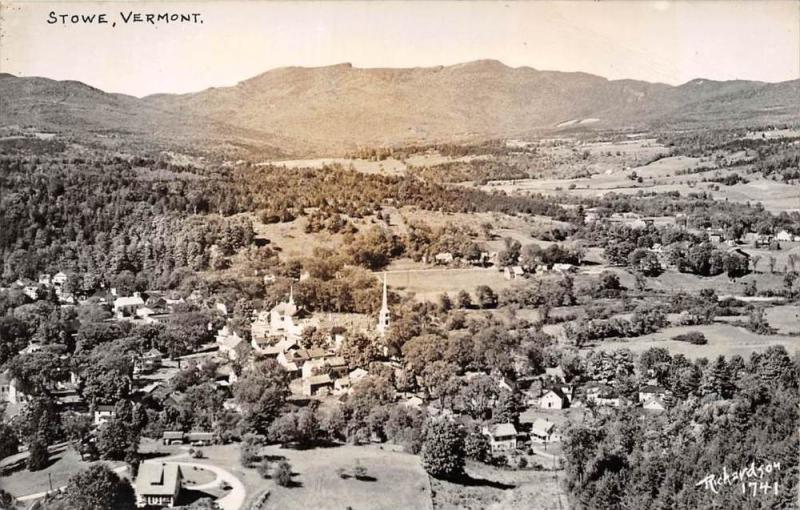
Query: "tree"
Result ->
[[0, 423, 20, 459], [475, 285, 498, 309], [756, 345, 796, 389], [274, 460, 293, 487], [456, 290, 473, 309], [234, 360, 289, 435], [784, 272, 797, 293], [628, 249, 662, 276], [340, 333, 379, 370], [240, 434, 260, 467], [0, 490, 13, 510], [27, 436, 49, 471], [438, 293, 453, 313], [464, 430, 490, 462], [788, 253, 799, 274], [96, 416, 139, 461], [64, 464, 135, 510], [384, 405, 424, 454], [751, 254, 762, 273], [421, 361, 459, 409], [421, 419, 465, 479], [768, 255, 777, 273], [723, 253, 749, 279], [700, 356, 732, 398]]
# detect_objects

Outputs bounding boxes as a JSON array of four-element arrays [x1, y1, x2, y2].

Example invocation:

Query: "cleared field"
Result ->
[[384, 267, 512, 302], [259, 444, 432, 510], [430, 461, 568, 510], [595, 323, 800, 359], [258, 153, 494, 176], [765, 305, 800, 335], [648, 269, 788, 294], [251, 215, 348, 260], [481, 148, 799, 213]]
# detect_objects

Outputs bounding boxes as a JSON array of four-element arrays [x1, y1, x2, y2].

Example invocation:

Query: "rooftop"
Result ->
[[135, 463, 182, 496]]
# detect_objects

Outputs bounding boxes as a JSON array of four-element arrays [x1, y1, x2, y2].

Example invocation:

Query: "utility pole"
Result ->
[[48, 472, 53, 492]]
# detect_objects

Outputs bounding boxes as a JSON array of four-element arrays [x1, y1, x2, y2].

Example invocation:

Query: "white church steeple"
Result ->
[[377, 272, 390, 336]]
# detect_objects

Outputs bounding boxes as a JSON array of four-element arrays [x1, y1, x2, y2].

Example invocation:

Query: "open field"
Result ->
[[479, 147, 800, 212], [647, 269, 789, 294], [595, 322, 800, 359], [0, 447, 126, 499], [258, 444, 432, 510], [384, 267, 513, 302], [765, 305, 800, 335], [430, 461, 568, 510], [258, 153, 494, 176]]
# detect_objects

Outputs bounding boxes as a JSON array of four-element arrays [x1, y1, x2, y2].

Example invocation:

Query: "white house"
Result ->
[[434, 252, 454, 265], [216, 326, 247, 361], [540, 388, 568, 410], [114, 294, 145, 318], [529, 418, 557, 442], [135, 462, 182, 508], [483, 423, 518, 455], [52, 271, 68, 287], [638, 385, 667, 404], [94, 405, 116, 426], [776, 230, 794, 242]]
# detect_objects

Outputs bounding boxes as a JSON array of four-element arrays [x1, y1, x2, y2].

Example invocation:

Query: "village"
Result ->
[[2, 178, 798, 508], [1, 8, 799, 503]]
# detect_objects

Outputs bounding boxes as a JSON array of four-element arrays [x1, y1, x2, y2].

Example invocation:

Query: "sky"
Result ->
[[1, 1, 798, 97]]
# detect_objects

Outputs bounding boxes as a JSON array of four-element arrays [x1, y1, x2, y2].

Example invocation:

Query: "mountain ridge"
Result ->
[[2, 60, 798, 156]]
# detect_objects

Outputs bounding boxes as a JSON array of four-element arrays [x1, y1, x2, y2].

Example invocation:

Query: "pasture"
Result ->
[[384, 267, 513, 302], [765, 305, 800, 335], [595, 323, 800, 360]]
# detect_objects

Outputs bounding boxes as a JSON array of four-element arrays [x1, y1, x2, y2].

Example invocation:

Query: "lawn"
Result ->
[[429, 461, 568, 510], [181, 464, 218, 486], [0, 447, 126, 498], [255, 443, 432, 510], [594, 322, 800, 359]]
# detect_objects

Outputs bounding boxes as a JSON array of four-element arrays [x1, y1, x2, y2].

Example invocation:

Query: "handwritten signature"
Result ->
[[695, 461, 781, 494]]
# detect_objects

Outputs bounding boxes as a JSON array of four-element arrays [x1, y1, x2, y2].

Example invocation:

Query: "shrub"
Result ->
[[274, 460, 293, 487], [672, 331, 707, 345], [353, 462, 368, 480], [192, 449, 204, 459], [257, 458, 271, 479]]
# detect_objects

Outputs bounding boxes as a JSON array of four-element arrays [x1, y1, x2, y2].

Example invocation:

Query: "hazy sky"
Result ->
[[1, 1, 798, 97]]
